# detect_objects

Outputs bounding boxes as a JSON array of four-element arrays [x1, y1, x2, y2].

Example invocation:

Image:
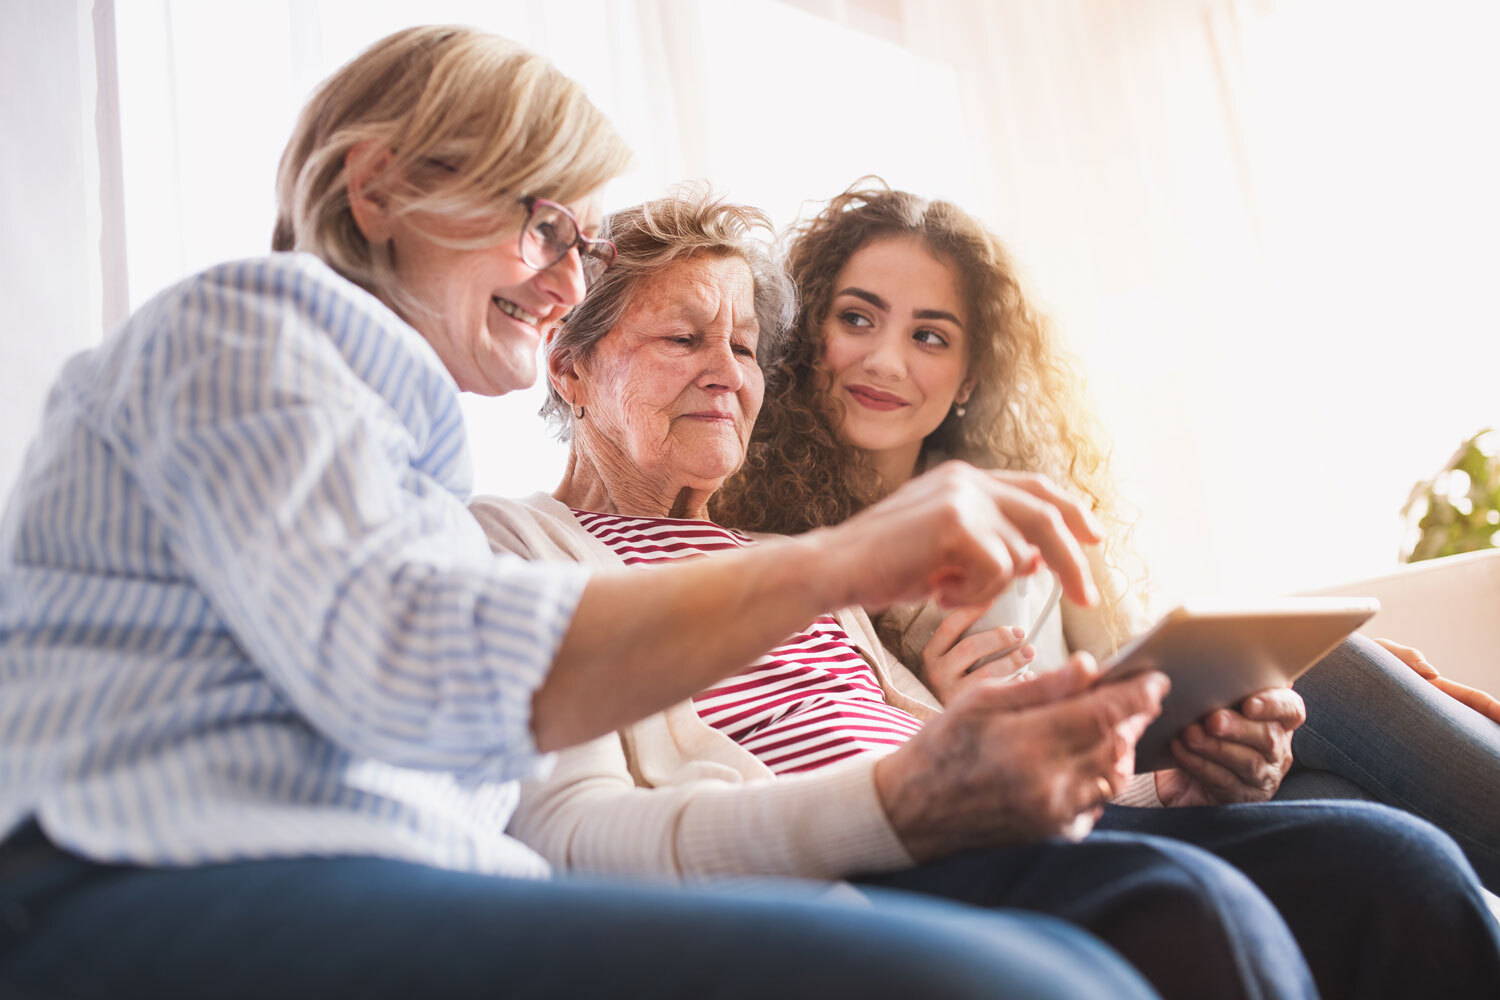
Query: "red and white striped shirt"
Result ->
[[572, 509, 923, 775]]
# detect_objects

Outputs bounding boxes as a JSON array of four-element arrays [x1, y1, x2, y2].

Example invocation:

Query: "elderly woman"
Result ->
[[474, 190, 1500, 1000], [0, 27, 1175, 1000]]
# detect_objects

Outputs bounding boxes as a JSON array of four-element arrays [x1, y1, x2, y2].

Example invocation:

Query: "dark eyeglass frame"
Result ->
[[518, 196, 617, 279]]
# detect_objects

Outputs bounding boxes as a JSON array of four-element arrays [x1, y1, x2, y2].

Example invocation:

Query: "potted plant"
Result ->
[[1402, 429, 1500, 563]]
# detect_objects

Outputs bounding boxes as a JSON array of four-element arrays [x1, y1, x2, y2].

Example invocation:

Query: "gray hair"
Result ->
[[541, 188, 796, 439]]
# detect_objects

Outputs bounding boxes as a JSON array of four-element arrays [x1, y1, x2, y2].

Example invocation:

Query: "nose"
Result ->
[[698, 335, 744, 393], [862, 329, 907, 380], [537, 247, 589, 309]]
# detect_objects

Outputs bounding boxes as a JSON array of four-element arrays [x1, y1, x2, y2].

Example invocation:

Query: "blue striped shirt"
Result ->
[[0, 254, 587, 876]]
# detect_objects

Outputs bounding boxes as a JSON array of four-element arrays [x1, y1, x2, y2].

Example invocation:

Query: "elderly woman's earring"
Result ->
[[573, 404, 586, 420], [953, 403, 967, 418]]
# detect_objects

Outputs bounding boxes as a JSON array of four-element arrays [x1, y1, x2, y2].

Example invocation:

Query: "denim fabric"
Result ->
[[0, 827, 1154, 1000], [1289, 633, 1500, 889], [1098, 800, 1500, 1000], [861, 801, 1500, 1000], [858, 827, 1316, 1000]]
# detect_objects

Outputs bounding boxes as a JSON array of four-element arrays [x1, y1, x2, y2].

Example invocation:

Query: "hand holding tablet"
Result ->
[[1099, 598, 1380, 773]]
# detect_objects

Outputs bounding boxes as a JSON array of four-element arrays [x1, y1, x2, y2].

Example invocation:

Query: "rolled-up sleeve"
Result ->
[[95, 258, 586, 780]]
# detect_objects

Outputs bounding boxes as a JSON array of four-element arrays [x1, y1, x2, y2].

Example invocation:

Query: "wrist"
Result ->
[[779, 525, 861, 613], [874, 746, 961, 863]]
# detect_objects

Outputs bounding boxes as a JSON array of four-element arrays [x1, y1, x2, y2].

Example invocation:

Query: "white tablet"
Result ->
[[1100, 598, 1381, 773]]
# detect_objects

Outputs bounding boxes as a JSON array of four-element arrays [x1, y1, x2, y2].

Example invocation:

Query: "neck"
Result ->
[[553, 444, 719, 520], [867, 439, 926, 498]]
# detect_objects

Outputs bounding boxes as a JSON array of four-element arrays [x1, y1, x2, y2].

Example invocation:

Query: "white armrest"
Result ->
[[1303, 549, 1500, 693]]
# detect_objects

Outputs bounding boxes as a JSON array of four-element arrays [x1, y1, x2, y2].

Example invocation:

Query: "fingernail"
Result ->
[[1011, 626, 1025, 637], [1246, 696, 1263, 713]]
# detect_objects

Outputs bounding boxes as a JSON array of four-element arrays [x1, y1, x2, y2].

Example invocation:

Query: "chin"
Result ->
[[477, 354, 538, 395], [841, 421, 906, 455]]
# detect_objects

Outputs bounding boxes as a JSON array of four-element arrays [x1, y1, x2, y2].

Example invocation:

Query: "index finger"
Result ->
[[1051, 670, 1170, 754], [926, 604, 996, 658], [987, 484, 1099, 607], [990, 471, 1106, 545]]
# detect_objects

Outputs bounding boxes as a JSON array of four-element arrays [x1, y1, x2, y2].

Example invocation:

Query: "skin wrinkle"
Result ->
[[346, 143, 604, 396], [554, 255, 763, 519]]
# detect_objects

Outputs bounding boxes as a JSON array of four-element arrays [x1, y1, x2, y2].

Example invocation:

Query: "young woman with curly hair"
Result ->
[[713, 181, 1500, 892]]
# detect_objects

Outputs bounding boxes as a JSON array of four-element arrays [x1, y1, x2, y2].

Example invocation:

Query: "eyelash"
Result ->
[[838, 310, 950, 349], [666, 335, 756, 359], [913, 328, 950, 348]]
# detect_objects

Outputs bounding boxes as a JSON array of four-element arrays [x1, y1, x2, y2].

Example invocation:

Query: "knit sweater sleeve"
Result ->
[[506, 728, 913, 881]]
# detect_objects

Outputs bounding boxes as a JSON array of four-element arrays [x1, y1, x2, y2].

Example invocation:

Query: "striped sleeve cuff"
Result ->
[[1111, 772, 1164, 808]]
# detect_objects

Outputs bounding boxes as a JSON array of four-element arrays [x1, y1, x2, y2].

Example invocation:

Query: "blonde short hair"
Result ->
[[273, 25, 632, 309], [541, 189, 795, 439]]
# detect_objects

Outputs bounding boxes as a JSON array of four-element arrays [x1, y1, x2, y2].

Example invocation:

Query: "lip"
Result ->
[[491, 295, 546, 328], [489, 297, 545, 338], [845, 383, 910, 411], [681, 411, 736, 423]]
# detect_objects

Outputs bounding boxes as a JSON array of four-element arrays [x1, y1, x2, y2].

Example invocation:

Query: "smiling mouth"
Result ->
[[846, 384, 910, 411], [493, 296, 541, 327]]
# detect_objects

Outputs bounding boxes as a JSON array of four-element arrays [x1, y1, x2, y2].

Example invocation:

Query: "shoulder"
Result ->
[[470, 492, 619, 568], [126, 255, 439, 380]]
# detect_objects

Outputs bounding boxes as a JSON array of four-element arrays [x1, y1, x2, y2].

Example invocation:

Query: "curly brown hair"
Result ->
[[711, 180, 1139, 644]]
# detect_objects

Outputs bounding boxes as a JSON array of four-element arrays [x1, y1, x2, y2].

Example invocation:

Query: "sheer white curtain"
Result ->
[[0, 0, 120, 506], [892, 0, 1500, 602], [10, 0, 1497, 602]]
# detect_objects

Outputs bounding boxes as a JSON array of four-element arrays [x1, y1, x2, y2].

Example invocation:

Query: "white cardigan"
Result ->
[[469, 491, 1156, 883]]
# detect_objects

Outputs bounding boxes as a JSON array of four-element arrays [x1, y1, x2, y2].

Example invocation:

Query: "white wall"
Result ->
[[0, 0, 108, 504]]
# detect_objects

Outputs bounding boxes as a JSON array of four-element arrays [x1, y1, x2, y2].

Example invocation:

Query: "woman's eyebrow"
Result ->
[[839, 286, 963, 329], [836, 287, 887, 311], [914, 307, 964, 328]]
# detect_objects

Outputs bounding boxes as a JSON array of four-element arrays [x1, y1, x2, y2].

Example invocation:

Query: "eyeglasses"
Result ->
[[518, 196, 617, 281]]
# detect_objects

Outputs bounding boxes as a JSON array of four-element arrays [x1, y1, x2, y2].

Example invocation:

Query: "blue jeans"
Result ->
[[1284, 634, 1500, 889], [0, 824, 1152, 1000], [861, 800, 1500, 1000]]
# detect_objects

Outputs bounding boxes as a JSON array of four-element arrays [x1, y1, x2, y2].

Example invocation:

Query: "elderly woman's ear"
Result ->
[[545, 329, 587, 416], [345, 141, 397, 244]]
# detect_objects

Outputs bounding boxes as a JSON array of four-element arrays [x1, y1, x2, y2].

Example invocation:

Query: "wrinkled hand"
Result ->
[[825, 462, 1103, 616], [1154, 687, 1305, 806], [874, 653, 1169, 861], [1375, 637, 1500, 725], [921, 605, 1036, 706]]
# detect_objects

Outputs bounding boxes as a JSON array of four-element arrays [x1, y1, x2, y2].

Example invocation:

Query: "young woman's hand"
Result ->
[[874, 653, 1169, 861], [1153, 687, 1305, 806], [921, 605, 1036, 705], [1374, 637, 1500, 725]]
